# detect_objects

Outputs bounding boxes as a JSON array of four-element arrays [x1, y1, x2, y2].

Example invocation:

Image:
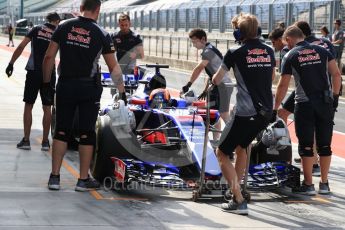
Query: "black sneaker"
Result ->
[[75, 177, 100, 192], [292, 181, 316, 196], [41, 140, 50, 151], [17, 138, 31, 150], [319, 181, 331, 194], [48, 174, 60, 190], [221, 199, 248, 215]]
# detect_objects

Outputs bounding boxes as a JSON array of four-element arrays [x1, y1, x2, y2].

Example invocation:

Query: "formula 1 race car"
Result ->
[[91, 64, 300, 197], [91, 64, 223, 189]]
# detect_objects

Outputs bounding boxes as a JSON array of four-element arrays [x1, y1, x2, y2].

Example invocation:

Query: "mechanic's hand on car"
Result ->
[[41, 82, 55, 105], [5, 63, 13, 77], [181, 82, 192, 94], [197, 90, 207, 100], [119, 92, 127, 106], [333, 94, 339, 111]]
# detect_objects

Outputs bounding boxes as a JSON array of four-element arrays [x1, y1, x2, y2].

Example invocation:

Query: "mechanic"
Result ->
[[111, 13, 144, 75], [212, 14, 275, 215], [332, 19, 344, 69], [181, 28, 233, 140], [278, 21, 337, 124], [5, 12, 61, 151], [275, 26, 341, 195], [268, 27, 289, 74], [7, 24, 15, 47], [280, 21, 338, 172], [42, 0, 126, 192], [268, 26, 292, 127]]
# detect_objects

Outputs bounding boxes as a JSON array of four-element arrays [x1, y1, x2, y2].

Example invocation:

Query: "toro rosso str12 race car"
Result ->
[[91, 64, 300, 194], [91, 64, 223, 188]]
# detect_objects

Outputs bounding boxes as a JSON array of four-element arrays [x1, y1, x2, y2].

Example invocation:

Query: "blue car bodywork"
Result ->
[[92, 65, 300, 191], [92, 66, 222, 188]]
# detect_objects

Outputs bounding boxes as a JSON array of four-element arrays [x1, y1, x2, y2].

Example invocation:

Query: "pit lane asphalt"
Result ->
[[1, 36, 345, 229]]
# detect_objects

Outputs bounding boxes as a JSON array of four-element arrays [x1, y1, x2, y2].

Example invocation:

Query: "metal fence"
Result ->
[[0, 15, 10, 26], [141, 35, 234, 63], [17, 0, 342, 35], [94, 0, 341, 34]]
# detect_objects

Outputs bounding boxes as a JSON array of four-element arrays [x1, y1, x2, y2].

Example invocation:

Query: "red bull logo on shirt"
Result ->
[[38, 30, 52, 39], [37, 26, 54, 40], [246, 56, 271, 63], [298, 53, 320, 63], [247, 48, 268, 55], [71, 26, 90, 36], [297, 49, 316, 55], [67, 33, 91, 44]]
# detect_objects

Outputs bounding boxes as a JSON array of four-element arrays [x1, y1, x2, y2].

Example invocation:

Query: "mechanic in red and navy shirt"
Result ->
[[42, 0, 125, 192], [283, 21, 339, 166], [212, 14, 275, 215], [5, 12, 60, 151], [111, 13, 144, 74], [275, 26, 341, 195], [280, 21, 338, 120]]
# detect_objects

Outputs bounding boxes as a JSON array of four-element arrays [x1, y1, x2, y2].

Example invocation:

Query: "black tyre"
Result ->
[[91, 116, 115, 182], [91, 115, 140, 182]]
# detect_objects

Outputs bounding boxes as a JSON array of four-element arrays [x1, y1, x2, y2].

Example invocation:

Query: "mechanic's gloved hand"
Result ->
[[333, 94, 339, 111], [41, 82, 55, 105], [270, 110, 277, 123], [5, 63, 13, 77], [119, 92, 127, 106], [197, 90, 207, 100], [182, 82, 192, 94]]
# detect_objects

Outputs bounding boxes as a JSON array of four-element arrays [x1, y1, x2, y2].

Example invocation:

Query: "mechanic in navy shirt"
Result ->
[[111, 13, 144, 75], [212, 14, 275, 215], [5, 12, 60, 151], [280, 21, 338, 167], [280, 21, 338, 123], [275, 26, 341, 195], [42, 0, 125, 192], [181, 28, 233, 140]]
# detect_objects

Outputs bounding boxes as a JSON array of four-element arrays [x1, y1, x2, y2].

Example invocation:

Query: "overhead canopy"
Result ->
[[16, 18, 28, 27]]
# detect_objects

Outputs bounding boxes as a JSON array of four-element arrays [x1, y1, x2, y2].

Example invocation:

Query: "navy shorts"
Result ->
[[23, 70, 56, 105], [294, 99, 334, 157], [218, 114, 269, 157], [55, 79, 103, 138]]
